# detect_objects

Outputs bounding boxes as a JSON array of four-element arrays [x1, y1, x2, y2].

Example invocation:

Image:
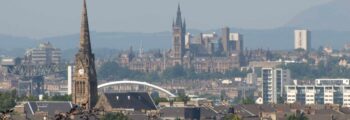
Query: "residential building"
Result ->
[[294, 29, 311, 51], [24, 42, 61, 65], [285, 79, 350, 107], [233, 104, 276, 120], [159, 107, 218, 120], [262, 68, 290, 104], [23, 101, 73, 120]]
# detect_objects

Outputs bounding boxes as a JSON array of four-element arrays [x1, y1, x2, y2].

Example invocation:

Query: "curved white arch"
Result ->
[[98, 80, 177, 97]]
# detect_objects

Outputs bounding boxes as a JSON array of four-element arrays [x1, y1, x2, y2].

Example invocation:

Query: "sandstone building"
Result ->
[[71, 0, 98, 110]]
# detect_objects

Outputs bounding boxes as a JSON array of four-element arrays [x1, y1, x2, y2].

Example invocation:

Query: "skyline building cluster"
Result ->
[[118, 5, 244, 73]]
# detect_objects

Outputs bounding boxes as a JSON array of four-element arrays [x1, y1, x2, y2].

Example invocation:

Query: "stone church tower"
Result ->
[[72, 0, 98, 109], [172, 4, 186, 65]]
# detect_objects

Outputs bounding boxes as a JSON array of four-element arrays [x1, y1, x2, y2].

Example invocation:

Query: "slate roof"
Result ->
[[127, 114, 150, 120], [24, 101, 73, 117], [104, 92, 157, 111], [233, 104, 276, 119], [159, 107, 218, 120], [213, 105, 230, 114]]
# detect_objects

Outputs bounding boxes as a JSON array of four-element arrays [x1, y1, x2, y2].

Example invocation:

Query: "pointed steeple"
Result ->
[[80, 0, 92, 53], [175, 3, 182, 27], [73, 0, 98, 110]]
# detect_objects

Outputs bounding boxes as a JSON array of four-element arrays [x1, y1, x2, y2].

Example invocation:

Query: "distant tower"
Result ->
[[229, 33, 244, 52], [294, 29, 311, 51], [185, 32, 191, 49], [72, 0, 98, 109], [139, 40, 144, 57], [221, 27, 230, 53], [172, 4, 186, 65]]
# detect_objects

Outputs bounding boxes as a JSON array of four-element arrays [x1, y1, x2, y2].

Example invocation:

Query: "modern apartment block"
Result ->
[[294, 29, 311, 51], [24, 42, 61, 65], [262, 68, 290, 104], [285, 79, 350, 107]]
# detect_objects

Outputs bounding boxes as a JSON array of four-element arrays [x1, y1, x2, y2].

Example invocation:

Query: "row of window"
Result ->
[[287, 95, 296, 97], [306, 95, 314, 97], [343, 103, 350, 106]]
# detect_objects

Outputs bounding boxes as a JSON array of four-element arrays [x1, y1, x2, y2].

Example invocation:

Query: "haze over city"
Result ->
[[1, 0, 350, 119], [0, 0, 333, 38]]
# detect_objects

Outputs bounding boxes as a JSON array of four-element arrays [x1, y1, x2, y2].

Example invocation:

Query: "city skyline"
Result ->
[[0, 0, 333, 39], [2, 0, 350, 119]]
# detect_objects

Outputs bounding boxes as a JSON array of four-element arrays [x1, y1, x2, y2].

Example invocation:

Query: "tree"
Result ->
[[98, 61, 129, 80], [0, 90, 16, 112], [287, 112, 308, 120], [240, 97, 255, 104], [50, 94, 72, 101], [175, 95, 190, 103], [162, 64, 186, 80], [101, 112, 128, 120], [153, 97, 168, 105]]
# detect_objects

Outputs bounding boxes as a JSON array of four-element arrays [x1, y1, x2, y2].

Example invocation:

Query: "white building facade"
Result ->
[[285, 79, 350, 107]]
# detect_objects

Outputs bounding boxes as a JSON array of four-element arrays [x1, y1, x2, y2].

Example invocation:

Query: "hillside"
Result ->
[[286, 0, 350, 31]]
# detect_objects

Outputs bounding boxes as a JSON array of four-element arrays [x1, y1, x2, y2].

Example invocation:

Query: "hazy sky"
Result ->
[[0, 0, 333, 39]]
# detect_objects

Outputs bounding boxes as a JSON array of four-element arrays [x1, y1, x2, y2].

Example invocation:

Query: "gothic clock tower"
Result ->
[[72, 0, 98, 109]]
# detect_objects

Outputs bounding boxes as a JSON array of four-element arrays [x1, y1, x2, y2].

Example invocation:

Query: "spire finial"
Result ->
[[175, 3, 182, 26], [83, 0, 87, 14]]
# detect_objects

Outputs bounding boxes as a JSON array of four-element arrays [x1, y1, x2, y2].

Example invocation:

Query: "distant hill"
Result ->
[[2, 0, 350, 52], [41, 28, 350, 50], [0, 34, 37, 49], [286, 0, 350, 31], [1, 28, 350, 53], [42, 32, 172, 50]]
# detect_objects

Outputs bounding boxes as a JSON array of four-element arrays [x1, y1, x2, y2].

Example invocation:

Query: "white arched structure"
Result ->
[[98, 80, 176, 97]]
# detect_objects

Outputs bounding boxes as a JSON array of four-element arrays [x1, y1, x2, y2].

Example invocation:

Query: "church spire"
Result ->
[[72, 0, 98, 109], [80, 0, 92, 53], [175, 3, 182, 27]]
